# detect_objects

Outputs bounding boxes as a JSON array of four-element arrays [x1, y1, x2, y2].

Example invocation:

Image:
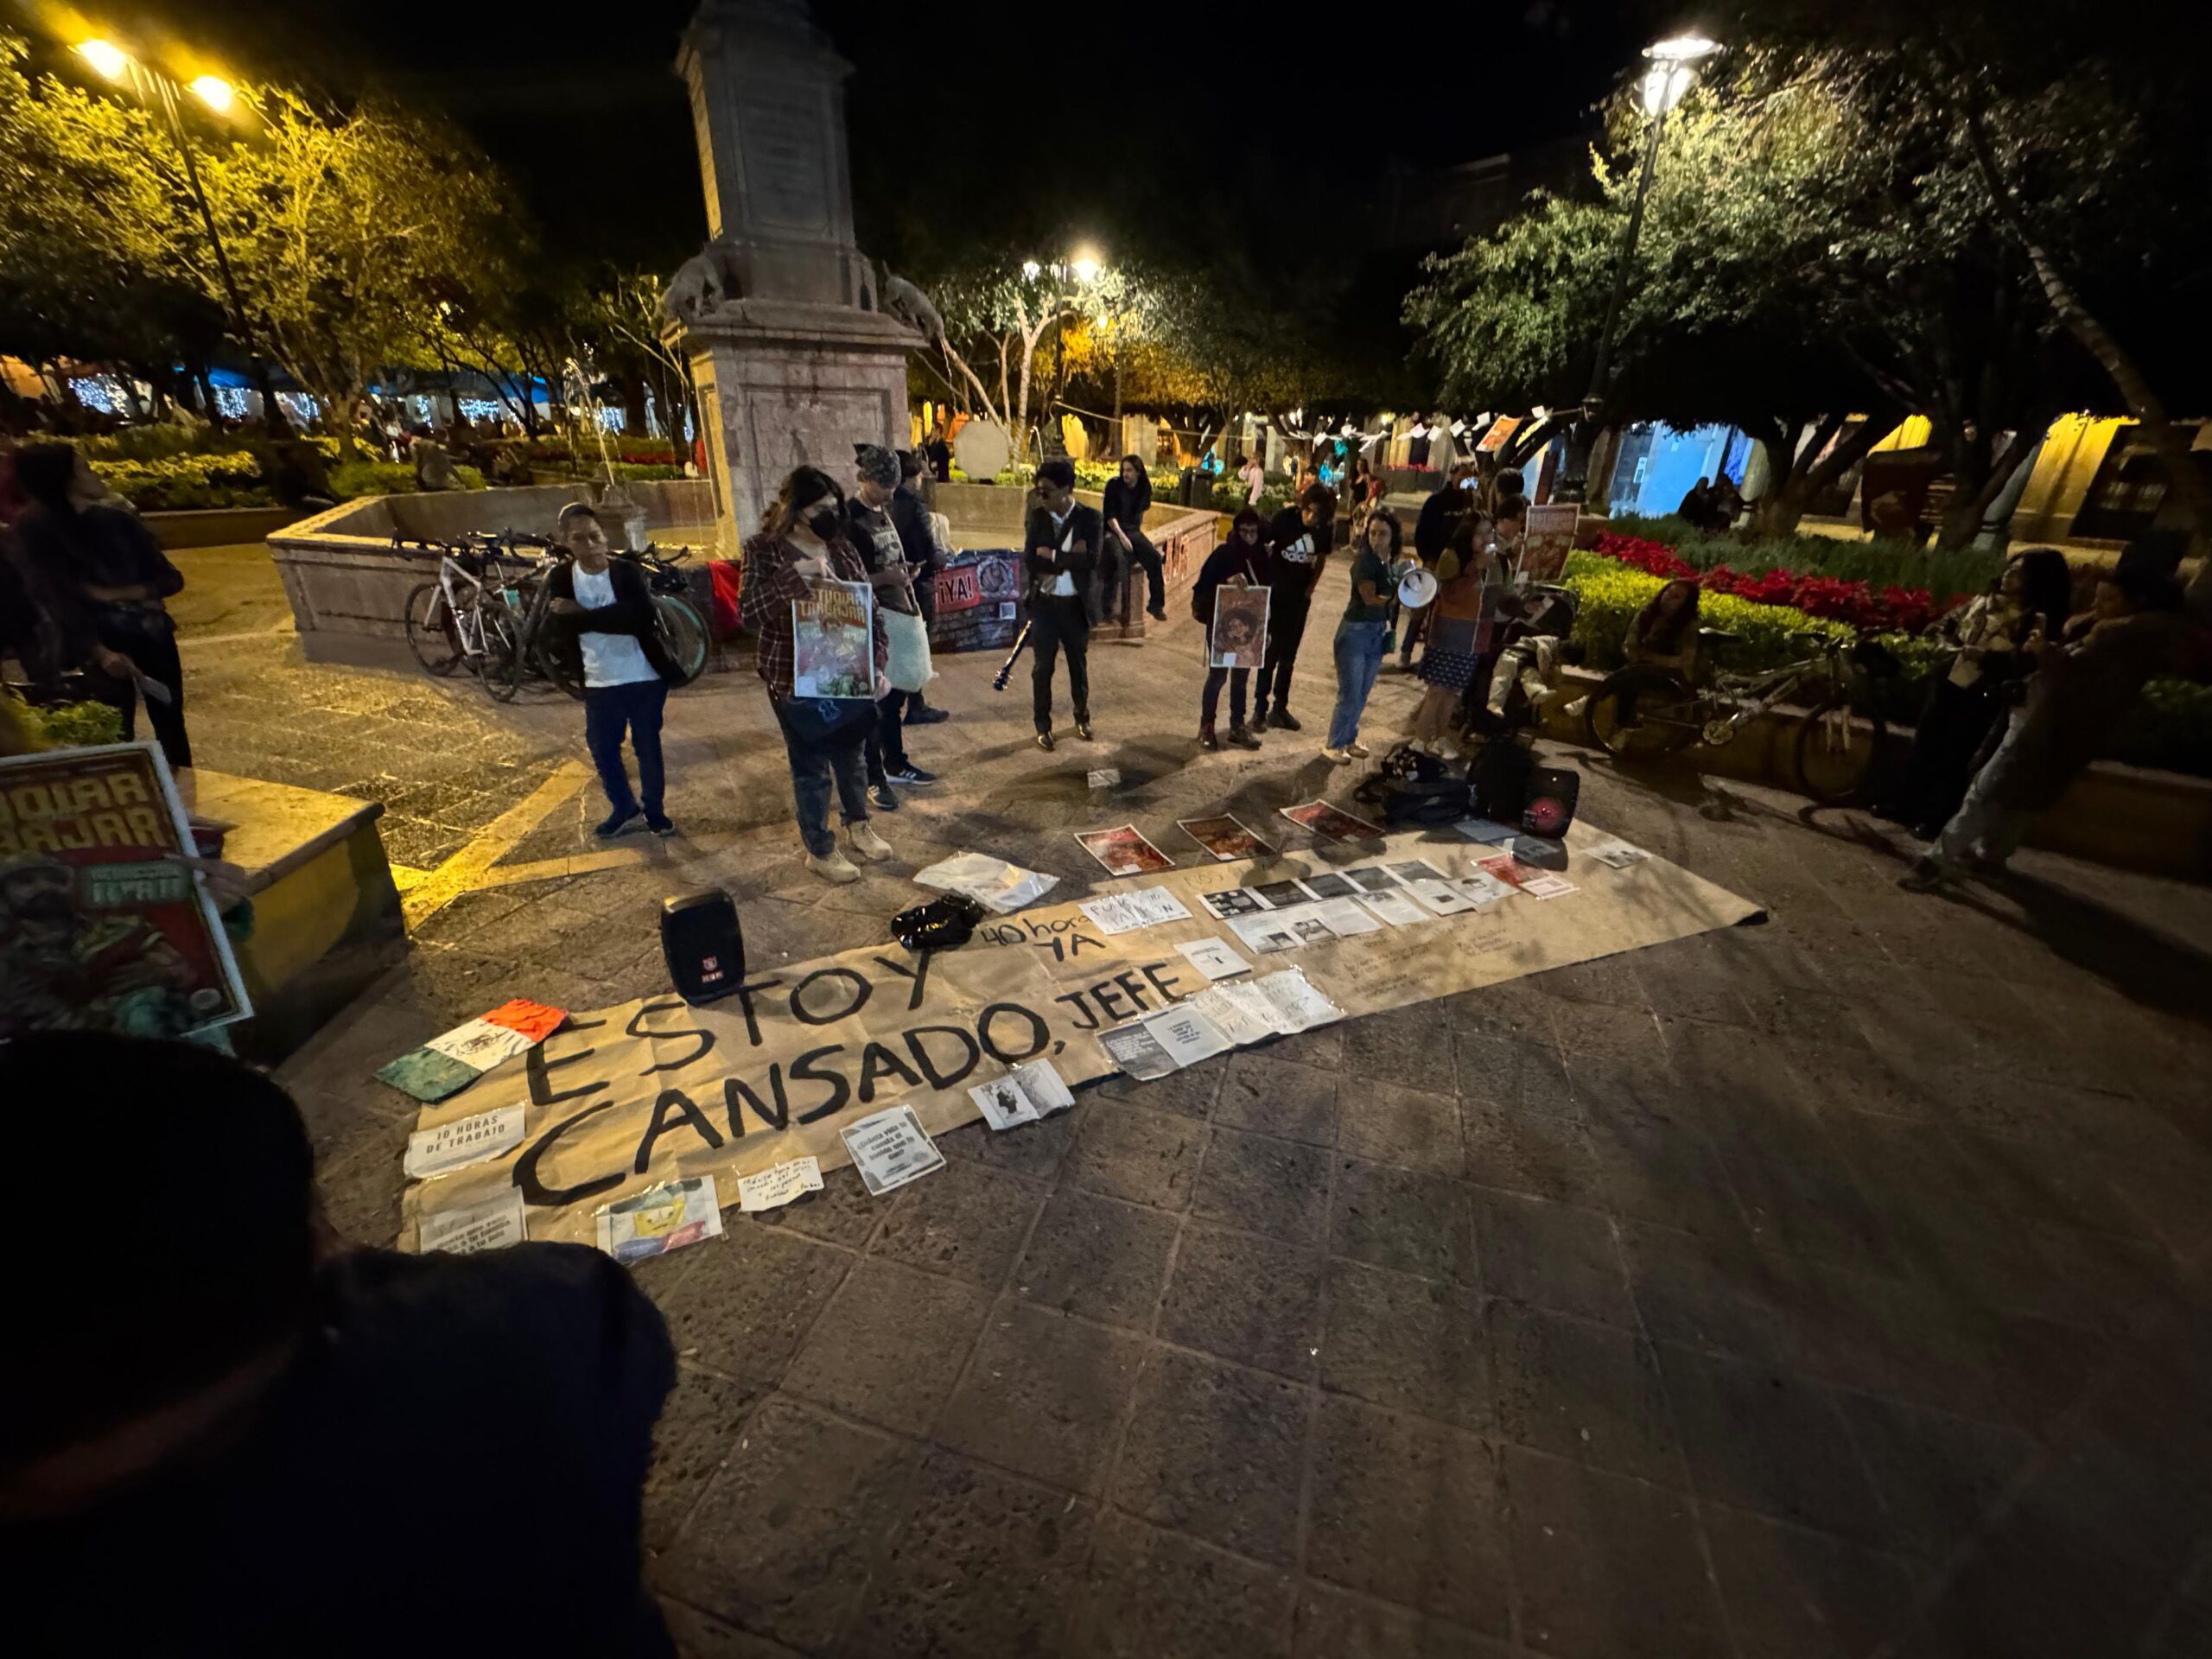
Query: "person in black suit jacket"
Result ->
[[1022, 457, 1100, 751]]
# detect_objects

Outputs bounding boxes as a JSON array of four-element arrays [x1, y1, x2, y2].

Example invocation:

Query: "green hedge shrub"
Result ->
[[88, 452, 274, 511], [27, 699, 125, 747]]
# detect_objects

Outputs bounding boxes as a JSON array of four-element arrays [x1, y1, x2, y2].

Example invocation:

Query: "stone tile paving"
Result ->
[[179, 542, 2212, 1656]]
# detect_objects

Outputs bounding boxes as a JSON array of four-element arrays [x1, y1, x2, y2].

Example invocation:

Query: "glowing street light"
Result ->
[[190, 75, 235, 114], [75, 38, 131, 79], [1068, 245, 1103, 284], [1020, 259, 1042, 281]]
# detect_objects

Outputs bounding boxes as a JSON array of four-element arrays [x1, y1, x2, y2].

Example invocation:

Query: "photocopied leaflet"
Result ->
[[738, 1158, 823, 1213], [1079, 885, 1193, 936], [841, 1106, 946, 1196], [404, 1103, 525, 1180], [416, 1187, 526, 1256], [1176, 937, 1252, 980]]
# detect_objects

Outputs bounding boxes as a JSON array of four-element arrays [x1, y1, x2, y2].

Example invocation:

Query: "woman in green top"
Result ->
[[1324, 509, 1402, 760]]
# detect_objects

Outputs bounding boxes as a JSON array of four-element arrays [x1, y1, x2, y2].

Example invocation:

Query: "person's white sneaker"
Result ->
[[1322, 746, 1352, 764], [847, 822, 894, 862], [806, 849, 861, 884]]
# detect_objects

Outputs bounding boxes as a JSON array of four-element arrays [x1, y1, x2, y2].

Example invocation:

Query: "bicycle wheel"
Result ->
[[1584, 668, 1701, 760], [1793, 688, 1886, 805], [653, 594, 710, 687], [539, 632, 586, 700], [405, 582, 463, 677], [477, 603, 526, 702]]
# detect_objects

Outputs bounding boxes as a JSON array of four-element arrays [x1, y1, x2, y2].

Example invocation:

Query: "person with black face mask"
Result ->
[[740, 467, 895, 884], [1023, 458, 1101, 752]]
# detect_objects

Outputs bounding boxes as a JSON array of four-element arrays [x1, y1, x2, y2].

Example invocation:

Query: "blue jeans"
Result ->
[[772, 695, 873, 855], [583, 678, 667, 818], [1328, 620, 1388, 749]]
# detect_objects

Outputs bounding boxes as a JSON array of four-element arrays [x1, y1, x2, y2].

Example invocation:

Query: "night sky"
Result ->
[[47, 0, 1656, 270]]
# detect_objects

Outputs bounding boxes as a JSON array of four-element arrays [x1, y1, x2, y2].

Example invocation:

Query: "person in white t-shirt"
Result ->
[[546, 504, 677, 838]]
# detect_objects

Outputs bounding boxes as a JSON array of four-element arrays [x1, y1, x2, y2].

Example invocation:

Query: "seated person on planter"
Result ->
[[1616, 579, 1701, 727]]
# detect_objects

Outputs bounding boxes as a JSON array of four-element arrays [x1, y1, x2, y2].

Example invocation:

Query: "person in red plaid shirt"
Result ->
[[740, 466, 894, 884]]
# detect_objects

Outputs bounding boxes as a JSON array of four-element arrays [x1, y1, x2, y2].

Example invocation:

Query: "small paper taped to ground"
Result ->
[[396, 822, 1760, 1248]]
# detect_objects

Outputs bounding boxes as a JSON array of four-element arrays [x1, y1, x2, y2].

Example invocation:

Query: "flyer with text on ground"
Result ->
[[1075, 824, 1176, 877], [791, 578, 875, 698], [1177, 814, 1274, 861], [0, 741, 251, 1039]]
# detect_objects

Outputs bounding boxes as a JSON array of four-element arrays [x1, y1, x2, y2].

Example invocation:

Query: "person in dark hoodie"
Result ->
[[1191, 508, 1269, 751], [546, 503, 683, 838], [1255, 483, 1334, 731]]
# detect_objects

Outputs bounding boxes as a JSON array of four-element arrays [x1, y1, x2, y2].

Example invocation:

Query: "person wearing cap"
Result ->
[[546, 502, 682, 838], [847, 443, 939, 806], [890, 449, 949, 724]]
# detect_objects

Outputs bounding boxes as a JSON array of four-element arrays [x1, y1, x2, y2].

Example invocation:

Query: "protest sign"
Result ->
[[0, 741, 249, 1039]]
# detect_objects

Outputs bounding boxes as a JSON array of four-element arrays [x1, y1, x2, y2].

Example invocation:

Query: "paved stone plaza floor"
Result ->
[[177, 543, 2212, 1657]]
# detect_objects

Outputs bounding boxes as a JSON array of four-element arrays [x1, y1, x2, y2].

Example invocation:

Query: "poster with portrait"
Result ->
[[791, 578, 875, 698], [1210, 585, 1271, 669], [0, 741, 251, 1039], [1519, 503, 1580, 583]]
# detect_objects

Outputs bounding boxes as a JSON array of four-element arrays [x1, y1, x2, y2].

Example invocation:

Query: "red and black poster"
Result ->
[[0, 742, 251, 1039]]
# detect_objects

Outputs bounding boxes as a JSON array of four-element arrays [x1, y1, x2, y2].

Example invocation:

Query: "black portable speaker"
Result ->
[[662, 889, 745, 1003], [1521, 765, 1581, 839]]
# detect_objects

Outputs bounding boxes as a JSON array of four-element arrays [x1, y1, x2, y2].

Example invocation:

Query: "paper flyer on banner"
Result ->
[[1142, 1003, 1232, 1068], [1407, 878, 1479, 915], [1210, 584, 1271, 669], [969, 1073, 1040, 1129], [1079, 886, 1192, 936], [1282, 906, 1336, 947], [1479, 853, 1554, 889], [1098, 1020, 1179, 1080], [1074, 824, 1176, 877], [1251, 879, 1312, 910], [1013, 1058, 1075, 1113], [791, 578, 875, 698], [1198, 887, 1267, 920], [1313, 896, 1384, 938], [913, 852, 1058, 914], [841, 1105, 946, 1196], [1227, 912, 1302, 955], [1340, 866, 1401, 894], [1517, 869, 1580, 899], [1386, 858, 1447, 886], [1176, 814, 1275, 861], [1300, 871, 1359, 900], [1189, 983, 1274, 1046], [1210, 978, 1300, 1037], [1358, 889, 1432, 928], [1456, 818, 1519, 845], [1176, 937, 1251, 980], [738, 1158, 824, 1213], [595, 1177, 725, 1262], [1456, 869, 1522, 906], [404, 1103, 526, 1180], [1281, 799, 1387, 843], [417, 1188, 526, 1256], [0, 741, 251, 1039], [1254, 969, 1344, 1033], [1585, 837, 1651, 869]]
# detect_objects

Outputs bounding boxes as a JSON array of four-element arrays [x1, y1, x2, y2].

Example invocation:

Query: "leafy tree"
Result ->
[[1407, 43, 2140, 545], [198, 95, 512, 446]]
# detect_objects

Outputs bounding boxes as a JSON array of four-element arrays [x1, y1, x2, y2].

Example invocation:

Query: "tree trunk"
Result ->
[[1748, 411, 1887, 537], [1935, 423, 2041, 550]]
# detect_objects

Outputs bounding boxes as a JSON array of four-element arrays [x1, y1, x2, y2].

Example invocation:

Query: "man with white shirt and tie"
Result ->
[[1022, 458, 1101, 752]]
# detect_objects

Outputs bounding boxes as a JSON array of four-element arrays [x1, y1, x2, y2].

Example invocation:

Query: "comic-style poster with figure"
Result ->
[[791, 578, 875, 698], [0, 742, 251, 1039]]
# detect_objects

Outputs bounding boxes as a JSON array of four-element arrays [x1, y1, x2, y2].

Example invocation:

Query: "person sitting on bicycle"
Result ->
[[1617, 579, 1700, 728], [546, 503, 683, 840]]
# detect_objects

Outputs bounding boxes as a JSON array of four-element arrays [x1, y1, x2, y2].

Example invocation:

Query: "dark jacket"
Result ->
[[1023, 502, 1101, 606], [888, 486, 938, 572], [14, 502, 182, 661], [1983, 609, 2190, 811], [1192, 537, 1267, 628], [547, 556, 681, 683]]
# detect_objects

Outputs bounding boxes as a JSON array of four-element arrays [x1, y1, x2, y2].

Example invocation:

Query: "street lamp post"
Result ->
[[1560, 35, 1718, 508], [74, 40, 292, 435]]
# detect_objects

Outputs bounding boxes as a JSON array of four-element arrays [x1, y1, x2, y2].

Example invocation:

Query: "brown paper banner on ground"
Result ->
[[397, 823, 1760, 1248]]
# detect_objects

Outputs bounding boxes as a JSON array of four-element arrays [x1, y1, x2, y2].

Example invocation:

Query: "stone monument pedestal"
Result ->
[[681, 301, 918, 556], [664, 1, 924, 557]]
